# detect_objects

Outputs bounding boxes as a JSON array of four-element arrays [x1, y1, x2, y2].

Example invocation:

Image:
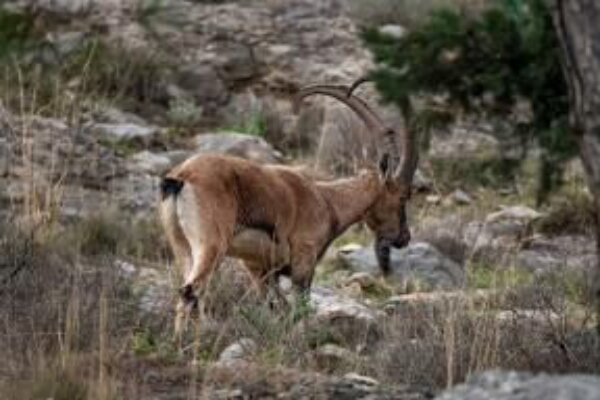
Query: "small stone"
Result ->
[[343, 372, 379, 387], [451, 189, 473, 205], [338, 243, 364, 254], [130, 151, 172, 175], [486, 205, 543, 223], [218, 338, 257, 365], [115, 259, 136, 278], [426, 195, 442, 205], [378, 24, 407, 40], [90, 123, 159, 141]]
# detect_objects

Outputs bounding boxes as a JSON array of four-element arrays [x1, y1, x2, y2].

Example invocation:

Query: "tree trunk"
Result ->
[[551, 0, 600, 329]]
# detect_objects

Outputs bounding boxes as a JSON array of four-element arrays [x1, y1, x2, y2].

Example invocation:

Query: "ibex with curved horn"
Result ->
[[159, 80, 418, 337]]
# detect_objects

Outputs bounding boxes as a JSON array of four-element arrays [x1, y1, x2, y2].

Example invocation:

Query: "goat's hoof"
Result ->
[[179, 284, 198, 308]]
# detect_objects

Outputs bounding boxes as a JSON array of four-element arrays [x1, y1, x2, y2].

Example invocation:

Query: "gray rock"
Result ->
[[215, 43, 261, 82], [89, 122, 159, 141], [129, 151, 172, 175], [343, 372, 380, 387], [486, 205, 543, 224], [514, 234, 597, 274], [462, 206, 543, 260], [338, 242, 466, 291], [175, 66, 229, 114], [310, 286, 381, 325], [436, 370, 600, 400], [305, 286, 383, 350], [111, 173, 159, 213], [47, 31, 89, 59], [413, 169, 433, 192], [218, 338, 257, 365], [194, 132, 283, 164], [450, 189, 473, 205], [129, 150, 190, 175]]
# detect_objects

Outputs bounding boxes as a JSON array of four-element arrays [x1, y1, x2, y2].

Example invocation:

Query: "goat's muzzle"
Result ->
[[392, 230, 411, 249]]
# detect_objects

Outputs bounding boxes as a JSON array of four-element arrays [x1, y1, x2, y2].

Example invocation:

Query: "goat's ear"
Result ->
[[378, 153, 392, 181]]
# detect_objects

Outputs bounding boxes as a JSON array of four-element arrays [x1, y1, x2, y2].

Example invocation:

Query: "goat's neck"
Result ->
[[316, 171, 382, 235]]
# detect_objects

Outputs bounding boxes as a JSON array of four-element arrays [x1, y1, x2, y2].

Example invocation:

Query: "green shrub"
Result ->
[[430, 157, 521, 190], [537, 190, 597, 236], [223, 111, 268, 137], [0, 8, 40, 60], [363, 0, 575, 201]]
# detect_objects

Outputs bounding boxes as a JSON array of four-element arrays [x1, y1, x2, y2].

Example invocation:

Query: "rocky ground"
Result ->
[[1, 0, 599, 399]]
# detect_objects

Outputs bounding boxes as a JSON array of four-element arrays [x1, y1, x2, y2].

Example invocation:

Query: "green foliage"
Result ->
[[224, 111, 268, 137], [363, 0, 575, 200], [0, 8, 39, 60], [430, 157, 521, 190], [468, 263, 534, 289]]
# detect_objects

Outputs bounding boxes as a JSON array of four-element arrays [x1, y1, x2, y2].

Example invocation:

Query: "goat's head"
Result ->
[[295, 81, 418, 274]]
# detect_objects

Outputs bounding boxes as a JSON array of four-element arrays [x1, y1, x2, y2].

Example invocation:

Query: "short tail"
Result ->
[[160, 177, 184, 200]]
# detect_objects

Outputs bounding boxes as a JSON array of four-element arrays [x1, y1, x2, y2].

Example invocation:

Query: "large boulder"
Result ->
[[464, 205, 543, 259], [193, 132, 283, 164], [338, 242, 466, 291], [514, 234, 597, 275], [304, 285, 383, 350], [436, 371, 600, 400], [174, 66, 230, 115]]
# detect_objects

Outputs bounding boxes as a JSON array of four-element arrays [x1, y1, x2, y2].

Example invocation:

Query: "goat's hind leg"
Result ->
[[173, 188, 231, 338]]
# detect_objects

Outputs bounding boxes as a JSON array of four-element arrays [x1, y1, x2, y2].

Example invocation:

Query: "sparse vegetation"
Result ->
[[0, 0, 598, 398], [537, 189, 597, 237], [223, 110, 268, 137]]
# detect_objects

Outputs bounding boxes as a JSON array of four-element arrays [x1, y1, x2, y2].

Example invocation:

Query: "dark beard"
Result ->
[[375, 238, 392, 275]]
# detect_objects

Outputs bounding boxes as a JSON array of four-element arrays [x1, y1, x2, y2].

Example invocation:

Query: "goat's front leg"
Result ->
[[243, 261, 290, 312], [289, 248, 317, 311]]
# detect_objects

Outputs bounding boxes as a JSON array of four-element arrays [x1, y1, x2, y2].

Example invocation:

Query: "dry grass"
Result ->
[[537, 189, 597, 237], [0, 217, 138, 399]]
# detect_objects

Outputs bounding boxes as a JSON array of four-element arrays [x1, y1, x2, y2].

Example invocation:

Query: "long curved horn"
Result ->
[[347, 78, 418, 186], [346, 76, 372, 97], [296, 83, 417, 185], [295, 84, 387, 136], [295, 85, 401, 171]]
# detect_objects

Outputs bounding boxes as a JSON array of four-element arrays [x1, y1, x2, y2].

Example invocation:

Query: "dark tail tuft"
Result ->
[[160, 177, 184, 200]]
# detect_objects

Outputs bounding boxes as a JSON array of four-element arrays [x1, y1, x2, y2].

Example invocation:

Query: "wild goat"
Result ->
[[159, 81, 418, 336]]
